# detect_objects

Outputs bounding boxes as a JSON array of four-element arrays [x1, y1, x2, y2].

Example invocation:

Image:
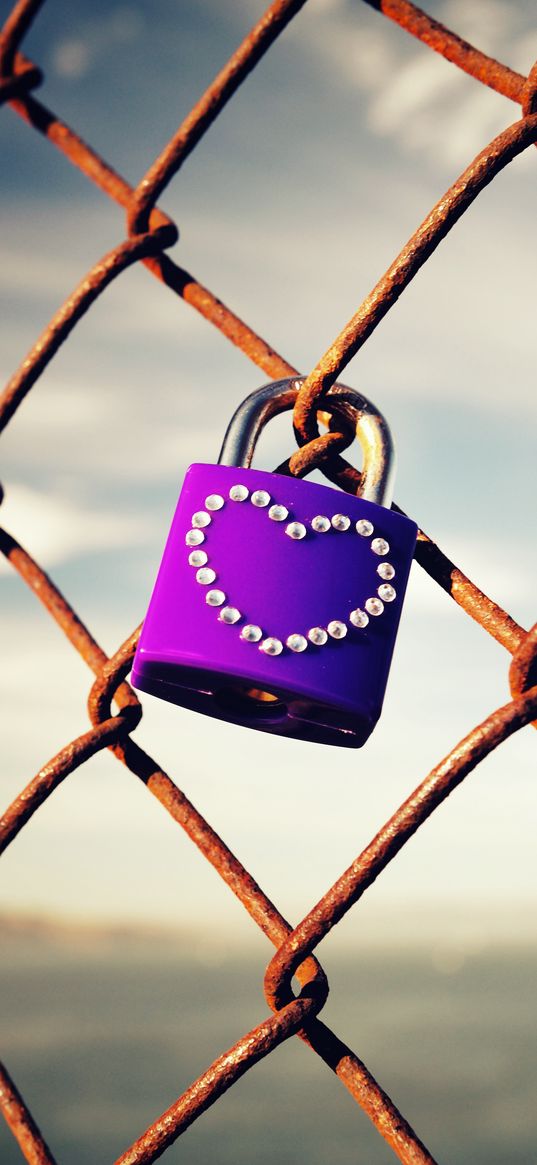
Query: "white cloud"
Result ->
[[295, 0, 530, 170], [370, 53, 464, 134], [366, 44, 515, 168], [0, 483, 153, 572]]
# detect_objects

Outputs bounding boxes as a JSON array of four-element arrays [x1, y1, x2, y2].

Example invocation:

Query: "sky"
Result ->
[[1, 0, 536, 951]]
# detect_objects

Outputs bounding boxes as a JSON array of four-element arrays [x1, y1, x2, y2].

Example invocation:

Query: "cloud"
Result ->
[[0, 483, 153, 572], [293, 0, 531, 169], [51, 6, 145, 80]]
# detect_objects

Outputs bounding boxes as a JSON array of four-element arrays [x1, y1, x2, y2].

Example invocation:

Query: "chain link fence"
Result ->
[[1, 1, 536, 1162]]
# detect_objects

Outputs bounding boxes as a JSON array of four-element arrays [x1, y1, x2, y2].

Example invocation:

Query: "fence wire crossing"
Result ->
[[1, 1, 536, 1162]]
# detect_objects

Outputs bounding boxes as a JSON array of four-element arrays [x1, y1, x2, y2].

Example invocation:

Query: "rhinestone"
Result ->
[[186, 529, 204, 547], [286, 633, 308, 653], [260, 637, 283, 656], [371, 537, 389, 556], [196, 567, 216, 585], [331, 514, 350, 531], [327, 620, 347, 639], [377, 562, 395, 580], [241, 624, 263, 643], [206, 589, 225, 607], [378, 583, 396, 602], [251, 490, 271, 507], [205, 494, 224, 511], [188, 549, 208, 567], [311, 515, 330, 533], [308, 627, 328, 646], [356, 519, 374, 537], [192, 511, 211, 528], [269, 504, 288, 522], [285, 521, 306, 540], [350, 608, 369, 628], [365, 597, 384, 616], [230, 484, 249, 501], [219, 606, 241, 624]]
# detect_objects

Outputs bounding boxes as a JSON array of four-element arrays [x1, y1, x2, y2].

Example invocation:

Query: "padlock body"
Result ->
[[132, 464, 417, 747]]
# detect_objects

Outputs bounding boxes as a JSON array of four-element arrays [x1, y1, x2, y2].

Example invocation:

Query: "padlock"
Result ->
[[131, 378, 417, 747]]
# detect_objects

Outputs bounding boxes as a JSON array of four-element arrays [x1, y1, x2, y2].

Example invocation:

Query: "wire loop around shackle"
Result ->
[[218, 377, 395, 508]]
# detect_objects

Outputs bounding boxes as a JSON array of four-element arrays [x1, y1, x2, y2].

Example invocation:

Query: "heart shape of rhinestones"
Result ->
[[184, 484, 397, 657]]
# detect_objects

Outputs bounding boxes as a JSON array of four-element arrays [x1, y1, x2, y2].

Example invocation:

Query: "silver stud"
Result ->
[[205, 494, 224, 511], [378, 584, 396, 602], [186, 529, 205, 547], [327, 620, 347, 639], [285, 521, 306, 540], [365, 597, 384, 616], [371, 537, 389, 556], [188, 549, 208, 567], [331, 514, 350, 532], [206, 589, 225, 607], [251, 490, 271, 507], [311, 515, 330, 533], [241, 624, 263, 643], [260, 637, 283, 656], [356, 519, 374, 537], [268, 504, 288, 522], [308, 627, 328, 646], [350, 608, 369, 628], [219, 606, 241, 624], [230, 484, 249, 501], [192, 511, 211, 528], [196, 567, 216, 585], [377, 562, 395, 580], [286, 633, 308, 653]]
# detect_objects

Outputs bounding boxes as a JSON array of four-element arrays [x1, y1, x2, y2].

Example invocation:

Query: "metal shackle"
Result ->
[[218, 377, 396, 509]]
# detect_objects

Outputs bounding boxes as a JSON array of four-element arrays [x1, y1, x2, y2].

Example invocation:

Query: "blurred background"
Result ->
[[1, 1, 536, 1162]]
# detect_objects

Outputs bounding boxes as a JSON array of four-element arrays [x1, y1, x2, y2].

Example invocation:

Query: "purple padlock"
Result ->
[[131, 378, 417, 747]]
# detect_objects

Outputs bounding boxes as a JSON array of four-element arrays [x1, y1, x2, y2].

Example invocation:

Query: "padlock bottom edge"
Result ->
[[131, 661, 375, 749]]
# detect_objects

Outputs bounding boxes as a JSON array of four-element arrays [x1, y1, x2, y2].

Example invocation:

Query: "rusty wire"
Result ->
[[0, 1, 536, 1163]]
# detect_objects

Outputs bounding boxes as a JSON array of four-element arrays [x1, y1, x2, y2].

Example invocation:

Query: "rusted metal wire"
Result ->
[[362, 0, 525, 102], [0, 0, 44, 78], [0, 534, 440, 1165], [113, 987, 328, 1165], [0, 715, 138, 854], [291, 113, 537, 442], [0, 1061, 58, 1165], [0, 53, 40, 103], [1, 1, 536, 1163], [127, 0, 309, 236], [0, 227, 177, 433], [264, 683, 537, 1012]]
